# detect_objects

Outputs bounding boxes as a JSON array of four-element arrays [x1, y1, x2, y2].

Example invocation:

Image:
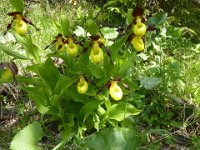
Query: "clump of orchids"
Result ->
[[132, 8, 147, 51], [76, 75, 127, 101], [45, 34, 82, 57], [132, 17, 147, 51], [127, 6, 155, 51], [4, 12, 38, 36], [81, 33, 112, 64]]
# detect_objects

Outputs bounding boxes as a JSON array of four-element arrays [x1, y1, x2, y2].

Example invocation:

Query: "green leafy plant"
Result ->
[[0, 4, 169, 148]]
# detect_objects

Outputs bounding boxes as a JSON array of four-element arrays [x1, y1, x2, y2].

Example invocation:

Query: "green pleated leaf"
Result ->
[[23, 87, 49, 114], [116, 54, 135, 78], [38, 58, 60, 93], [61, 15, 72, 37], [87, 64, 106, 79], [87, 9, 93, 20], [0, 44, 29, 60], [25, 64, 40, 74], [16, 76, 41, 85], [55, 75, 77, 95], [126, 9, 133, 25], [9, 0, 24, 13], [108, 102, 141, 121], [59, 78, 77, 95], [87, 19, 98, 35], [53, 19, 62, 33], [103, 56, 114, 77], [81, 127, 140, 150], [110, 35, 127, 58], [78, 100, 102, 123], [64, 86, 89, 103], [13, 32, 40, 62], [10, 122, 44, 150]]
